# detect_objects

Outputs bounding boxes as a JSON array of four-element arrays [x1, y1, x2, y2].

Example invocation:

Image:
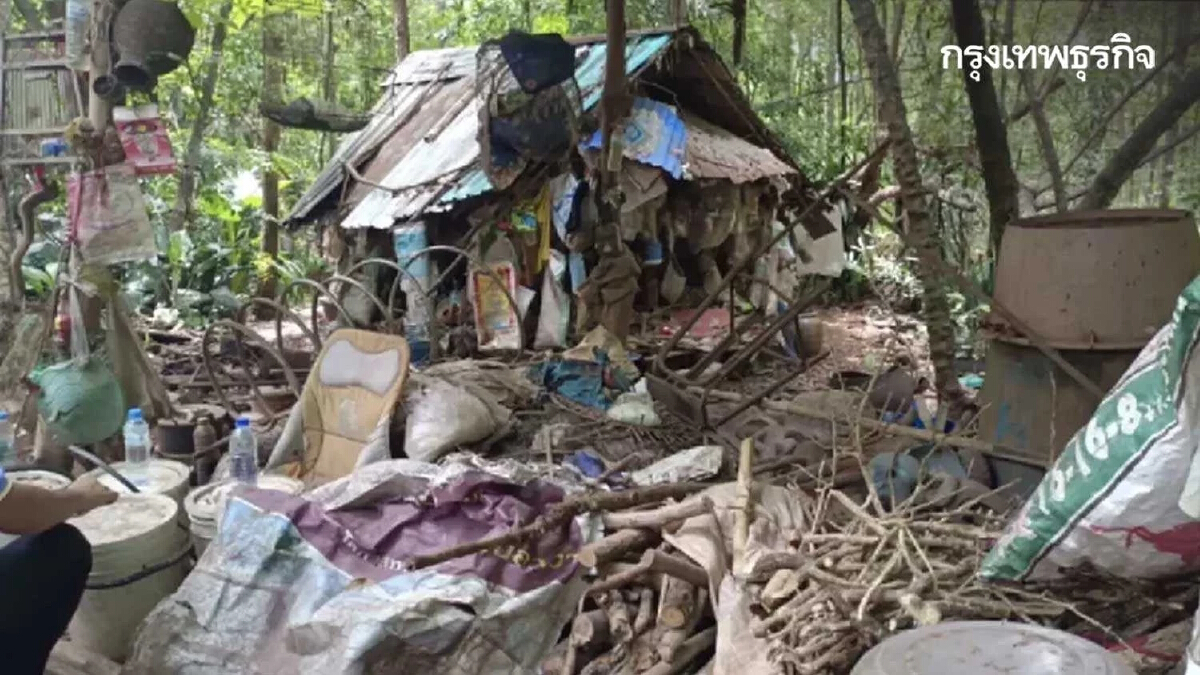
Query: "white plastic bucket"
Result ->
[[0, 470, 72, 549], [183, 475, 304, 556], [88, 459, 190, 524], [67, 493, 190, 662]]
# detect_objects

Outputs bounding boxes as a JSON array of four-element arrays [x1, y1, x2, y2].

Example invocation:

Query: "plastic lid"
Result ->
[[849, 621, 1136, 675], [127, 408, 143, 421], [235, 417, 250, 428]]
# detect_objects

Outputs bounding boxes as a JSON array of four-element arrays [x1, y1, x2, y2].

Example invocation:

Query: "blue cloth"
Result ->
[[582, 98, 687, 179], [529, 360, 612, 410], [566, 450, 606, 478]]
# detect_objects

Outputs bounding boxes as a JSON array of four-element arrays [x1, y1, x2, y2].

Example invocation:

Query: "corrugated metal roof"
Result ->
[[681, 110, 796, 183], [290, 32, 676, 228], [341, 92, 482, 229], [286, 56, 473, 224]]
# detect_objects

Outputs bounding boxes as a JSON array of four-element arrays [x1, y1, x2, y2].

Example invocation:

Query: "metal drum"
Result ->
[[989, 209, 1200, 349]]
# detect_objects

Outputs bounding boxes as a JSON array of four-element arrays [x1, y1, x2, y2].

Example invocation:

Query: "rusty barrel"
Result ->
[[989, 209, 1200, 348], [978, 210, 1200, 489]]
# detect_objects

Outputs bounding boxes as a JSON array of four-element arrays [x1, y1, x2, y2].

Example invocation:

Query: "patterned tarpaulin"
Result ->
[[124, 459, 598, 675], [582, 97, 687, 180]]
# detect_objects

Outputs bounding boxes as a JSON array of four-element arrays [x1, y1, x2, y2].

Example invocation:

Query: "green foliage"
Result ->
[[10, 0, 1190, 360]]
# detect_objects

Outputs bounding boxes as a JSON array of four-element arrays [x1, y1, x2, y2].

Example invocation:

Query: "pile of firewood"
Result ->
[[542, 497, 719, 675], [743, 474, 1195, 675]]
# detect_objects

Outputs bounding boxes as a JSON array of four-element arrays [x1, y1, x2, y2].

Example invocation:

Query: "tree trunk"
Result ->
[[260, 17, 284, 302], [320, 10, 336, 165], [1080, 66, 1200, 211], [393, 0, 410, 59], [1020, 70, 1067, 212], [847, 0, 960, 401], [171, 0, 233, 232], [888, 0, 904, 65], [731, 0, 747, 67], [949, 0, 1018, 259], [998, 0, 1014, 112], [1158, 2, 1193, 208]]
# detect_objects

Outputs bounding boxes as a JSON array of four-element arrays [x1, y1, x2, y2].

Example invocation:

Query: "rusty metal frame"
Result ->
[[649, 143, 888, 431]]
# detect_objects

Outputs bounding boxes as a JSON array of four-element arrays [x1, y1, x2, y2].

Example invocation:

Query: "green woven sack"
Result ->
[[29, 357, 126, 445]]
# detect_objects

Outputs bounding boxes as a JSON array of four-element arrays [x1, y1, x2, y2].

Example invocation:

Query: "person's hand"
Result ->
[[67, 474, 119, 514]]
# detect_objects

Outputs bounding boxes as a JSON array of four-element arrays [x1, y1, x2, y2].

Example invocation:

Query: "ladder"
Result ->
[[0, 15, 85, 168]]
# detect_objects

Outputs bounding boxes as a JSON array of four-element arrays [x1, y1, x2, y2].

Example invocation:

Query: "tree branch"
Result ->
[[1053, 31, 1200, 188], [950, 0, 1020, 255], [1006, 77, 1065, 125], [1079, 67, 1200, 210], [1019, 70, 1067, 212], [1036, 120, 1200, 211]]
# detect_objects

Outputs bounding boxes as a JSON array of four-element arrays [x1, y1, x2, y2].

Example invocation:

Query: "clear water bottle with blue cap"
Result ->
[[229, 416, 258, 485], [123, 408, 151, 484], [0, 410, 14, 463]]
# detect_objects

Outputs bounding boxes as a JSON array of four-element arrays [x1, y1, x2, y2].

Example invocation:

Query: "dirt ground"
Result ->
[[795, 302, 933, 391]]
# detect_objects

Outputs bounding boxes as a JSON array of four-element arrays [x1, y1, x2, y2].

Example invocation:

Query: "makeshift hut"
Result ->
[[285, 26, 845, 356]]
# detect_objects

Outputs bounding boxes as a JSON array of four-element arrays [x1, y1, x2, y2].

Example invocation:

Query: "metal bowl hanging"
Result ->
[[111, 0, 196, 90]]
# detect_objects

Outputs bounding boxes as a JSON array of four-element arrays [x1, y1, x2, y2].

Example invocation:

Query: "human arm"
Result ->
[[0, 472, 118, 536]]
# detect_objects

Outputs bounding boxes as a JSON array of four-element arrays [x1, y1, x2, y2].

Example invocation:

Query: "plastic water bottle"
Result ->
[[229, 417, 258, 486], [0, 411, 14, 464], [123, 408, 151, 485]]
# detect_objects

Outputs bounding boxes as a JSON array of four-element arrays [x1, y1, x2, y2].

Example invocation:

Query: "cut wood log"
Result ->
[[645, 626, 717, 675], [577, 528, 659, 568], [600, 496, 713, 532], [658, 589, 708, 663], [642, 549, 708, 588], [604, 590, 634, 644], [761, 568, 801, 610], [571, 609, 611, 649], [589, 547, 708, 595], [633, 588, 655, 635], [657, 573, 698, 629]]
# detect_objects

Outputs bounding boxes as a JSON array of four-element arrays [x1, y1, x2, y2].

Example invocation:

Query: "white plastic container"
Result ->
[[0, 470, 72, 549], [67, 493, 190, 662], [851, 621, 1136, 675], [183, 475, 304, 556]]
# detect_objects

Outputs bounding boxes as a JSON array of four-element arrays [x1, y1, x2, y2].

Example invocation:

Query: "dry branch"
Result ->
[[578, 529, 660, 568], [410, 483, 708, 569], [600, 497, 713, 532], [643, 627, 717, 675]]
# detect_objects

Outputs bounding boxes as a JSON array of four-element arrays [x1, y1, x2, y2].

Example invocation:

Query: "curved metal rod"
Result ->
[[278, 277, 354, 340], [235, 297, 322, 361], [67, 445, 139, 493], [343, 256, 430, 316], [201, 320, 305, 419], [323, 274, 395, 330]]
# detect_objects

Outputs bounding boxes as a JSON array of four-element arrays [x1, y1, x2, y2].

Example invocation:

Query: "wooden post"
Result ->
[[87, 0, 113, 128]]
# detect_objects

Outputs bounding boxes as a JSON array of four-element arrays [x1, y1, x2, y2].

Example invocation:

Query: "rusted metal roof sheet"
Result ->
[[681, 111, 796, 183], [286, 55, 473, 224], [341, 91, 481, 229], [291, 32, 677, 228]]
